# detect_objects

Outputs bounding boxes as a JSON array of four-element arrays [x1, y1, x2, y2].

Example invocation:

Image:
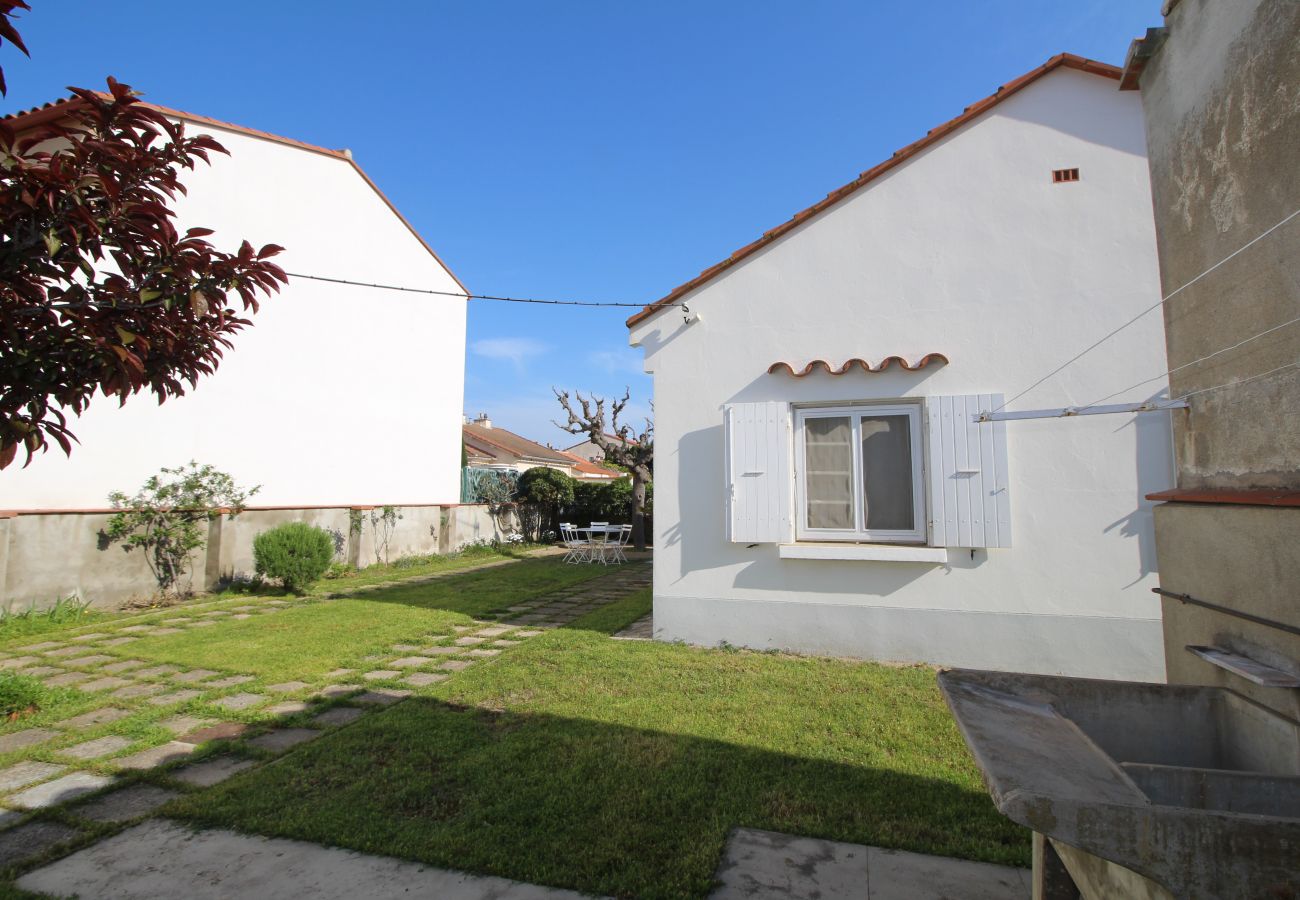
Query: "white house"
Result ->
[[627, 55, 1175, 681], [1, 96, 467, 508]]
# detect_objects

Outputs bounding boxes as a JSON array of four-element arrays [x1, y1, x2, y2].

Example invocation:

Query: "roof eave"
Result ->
[[626, 53, 1123, 330]]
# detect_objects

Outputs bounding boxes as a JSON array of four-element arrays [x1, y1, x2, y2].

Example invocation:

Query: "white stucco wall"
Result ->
[[1, 121, 467, 508], [630, 68, 1174, 680]]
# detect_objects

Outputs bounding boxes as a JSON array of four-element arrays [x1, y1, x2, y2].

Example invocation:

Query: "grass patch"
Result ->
[[126, 557, 613, 681], [173, 605, 1027, 898], [0, 673, 48, 719], [0, 596, 101, 641]]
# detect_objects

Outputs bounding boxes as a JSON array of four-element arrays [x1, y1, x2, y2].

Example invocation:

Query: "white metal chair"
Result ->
[[609, 524, 634, 564], [587, 522, 612, 565], [560, 523, 590, 564]]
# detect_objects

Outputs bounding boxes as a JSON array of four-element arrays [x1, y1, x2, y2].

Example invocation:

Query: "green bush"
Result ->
[[253, 522, 335, 593]]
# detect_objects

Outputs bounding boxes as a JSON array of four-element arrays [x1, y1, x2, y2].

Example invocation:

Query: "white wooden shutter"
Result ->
[[724, 402, 793, 543], [926, 394, 1011, 548]]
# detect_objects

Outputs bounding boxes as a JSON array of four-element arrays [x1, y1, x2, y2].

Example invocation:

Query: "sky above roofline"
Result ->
[[1, 1, 1159, 446]]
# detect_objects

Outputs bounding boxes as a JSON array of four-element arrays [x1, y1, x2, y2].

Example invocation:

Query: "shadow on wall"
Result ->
[[1104, 393, 1176, 586]]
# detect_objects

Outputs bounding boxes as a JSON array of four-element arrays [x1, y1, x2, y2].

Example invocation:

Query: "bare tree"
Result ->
[[553, 388, 653, 551]]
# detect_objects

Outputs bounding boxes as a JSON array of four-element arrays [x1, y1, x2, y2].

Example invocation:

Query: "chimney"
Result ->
[[473, 413, 492, 429]]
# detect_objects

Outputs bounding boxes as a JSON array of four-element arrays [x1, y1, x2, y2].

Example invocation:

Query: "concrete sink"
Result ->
[[939, 669, 1300, 899]]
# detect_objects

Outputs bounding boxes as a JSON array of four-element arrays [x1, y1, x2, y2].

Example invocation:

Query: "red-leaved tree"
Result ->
[[0, 68, 288, 468]]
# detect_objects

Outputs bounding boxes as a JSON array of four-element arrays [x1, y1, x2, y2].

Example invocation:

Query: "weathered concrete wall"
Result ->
[[1139, 0, 1300, 490], [1155, 503, 1300, 720], [1136, 0, 1300, 721], [0, 503, 509, 610]]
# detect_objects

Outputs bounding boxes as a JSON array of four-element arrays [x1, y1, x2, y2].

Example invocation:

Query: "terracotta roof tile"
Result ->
[[768, 354, 949, 377], [627, 54, 1123, 329], [463, 424, 572, 465]]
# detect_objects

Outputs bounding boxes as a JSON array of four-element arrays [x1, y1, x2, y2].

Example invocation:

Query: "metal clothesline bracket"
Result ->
[[973, 398, 1190, 423]]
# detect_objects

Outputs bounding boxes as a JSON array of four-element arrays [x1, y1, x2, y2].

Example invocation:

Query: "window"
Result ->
[[794, 403, 925, 543], [1052, 167, 1080, 183]]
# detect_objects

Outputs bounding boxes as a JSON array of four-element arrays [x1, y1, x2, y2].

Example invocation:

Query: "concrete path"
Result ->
[[612, 613, 653, 640], [18, 818, 599, 899], [710, 828, 1030, 900]]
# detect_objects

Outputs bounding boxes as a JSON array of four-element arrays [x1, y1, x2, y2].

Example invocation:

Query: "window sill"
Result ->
[[778, 543, 949, 563]]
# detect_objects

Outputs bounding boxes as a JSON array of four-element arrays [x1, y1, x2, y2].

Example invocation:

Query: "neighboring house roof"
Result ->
[[563, 433, 633, 451], [1, 94, 469, 296], [625, 53, 1122, 329], [557, 450, 625, 480], [768, 354, 949, 377], [463, 423, 574, 467]]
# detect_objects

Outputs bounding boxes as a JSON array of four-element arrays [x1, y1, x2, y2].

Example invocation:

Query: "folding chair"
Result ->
[[560, 523, 589, 564], [610, 524, 634, 564], [587, 522, 612, 565]]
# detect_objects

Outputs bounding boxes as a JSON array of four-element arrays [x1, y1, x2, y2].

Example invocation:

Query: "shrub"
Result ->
[[105, 462, 258, 597], [253, 522, 335, 593], [518, 467, 577, 541]]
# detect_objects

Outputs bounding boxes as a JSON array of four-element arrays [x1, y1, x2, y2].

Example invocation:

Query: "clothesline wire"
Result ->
[[990, 205, 1300, 414], [1076, 314, 1300, 410]]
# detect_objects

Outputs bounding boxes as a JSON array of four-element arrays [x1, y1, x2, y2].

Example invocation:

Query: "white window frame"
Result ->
[[794, 402, 926, 544]]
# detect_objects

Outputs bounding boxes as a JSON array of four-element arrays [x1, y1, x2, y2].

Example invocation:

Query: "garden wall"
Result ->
[[0, 502, 512, 611]]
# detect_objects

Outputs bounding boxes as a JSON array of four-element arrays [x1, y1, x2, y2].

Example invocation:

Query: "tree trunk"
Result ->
[[631, 471, 647, 551]]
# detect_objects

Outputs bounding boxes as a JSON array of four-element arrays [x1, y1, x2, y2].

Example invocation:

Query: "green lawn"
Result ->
[[172, 588, 1028, 899], [125, 557, 612, 682]]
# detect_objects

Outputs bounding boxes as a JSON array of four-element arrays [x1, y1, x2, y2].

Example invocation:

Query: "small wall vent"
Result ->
[[1052, 168, 1080, 184]]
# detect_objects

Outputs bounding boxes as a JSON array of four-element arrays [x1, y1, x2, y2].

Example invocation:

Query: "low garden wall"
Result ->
[[0, 502, 515, 611]]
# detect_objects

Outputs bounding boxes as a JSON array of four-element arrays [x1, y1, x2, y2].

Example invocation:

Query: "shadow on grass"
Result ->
[[171, 696, 1027, 900], [337, 555, 649, 623]]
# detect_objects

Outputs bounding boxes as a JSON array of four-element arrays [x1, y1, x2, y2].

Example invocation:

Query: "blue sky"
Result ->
[[4, 1, 1157, 446]]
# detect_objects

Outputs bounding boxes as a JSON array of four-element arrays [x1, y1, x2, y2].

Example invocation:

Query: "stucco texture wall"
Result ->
[[1, 123, 467, 509], [1139, 0, 1300, 490], [631, 68, 1173, 679]]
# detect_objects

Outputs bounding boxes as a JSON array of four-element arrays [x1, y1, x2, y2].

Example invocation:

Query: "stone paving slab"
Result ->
[[265, 700, 312, 717], [467, 649, 501, 658], [388, 657, 431, 669], [99, 637, 137, 647], [265, 681, 311, 693], [112, 683, 165, 700], [0, 821, 80, 868], [404, 673, 448, 687], [157, 715, 212, 736], [0, 761, 65, 792], [323, 669, 354, 678], [247, 728, 320, 752], [438, 660, 474, 672], [16, 642, 62, 652], [101, 660, 146, 674], [315, 684, 362, 699], [65, 654, 113, 667], [420, 646, 460, 656], [709, 828, 1029, 900], [18, 818, 596, 899], [43, 647, 86, 658], [148, 689, 202, 706], [78, 676, 134, 693], [171, 756, 257, 787], [46, 672, 91, 687], [56, 707, 132, 729], [312, 707, 364, 727], [9, 771, 116, 809], [353, 690, 411, 707], [62, 736, 134, 760], [454, 637, 486, 646], [181, 722, 247, 743], [133, 666, 180, 679], [212, 693, 264, 711], [73, 784, 179, 824], [172, 669, 218, 683], [205, 675, 255, 689], [114, 742, 196, 771], [0, 728, 60, 753], [19, 665, 63, 677]]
